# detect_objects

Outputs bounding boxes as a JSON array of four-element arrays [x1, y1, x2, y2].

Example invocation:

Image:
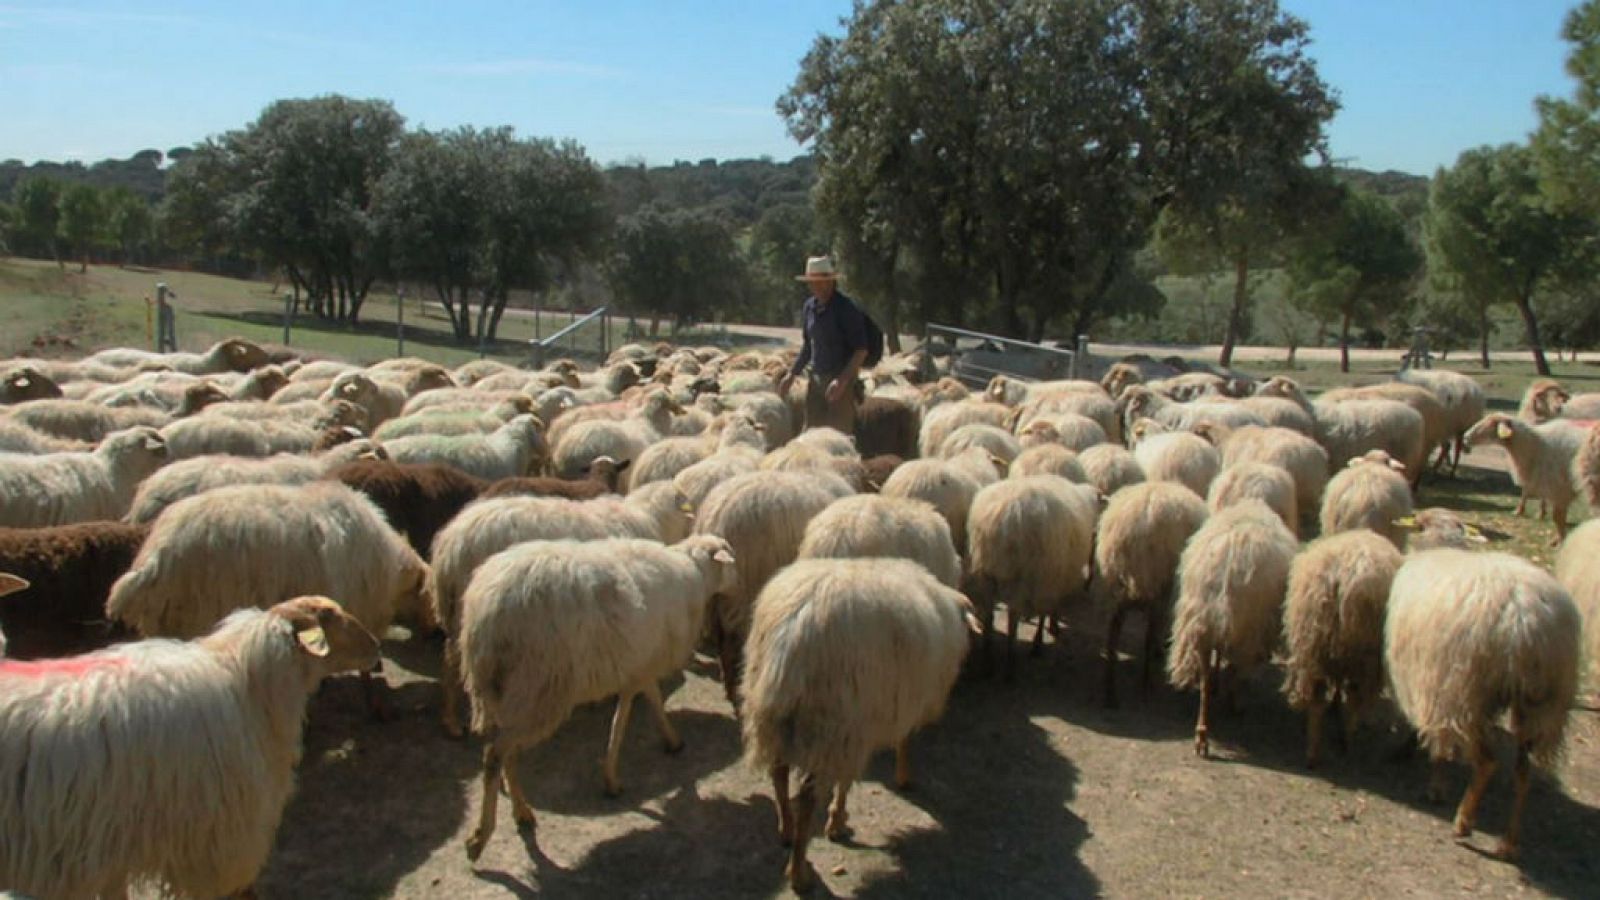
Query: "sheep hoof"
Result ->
[[1194, 731, 1210, 759], [1305, 755, 1320, 771], [465, 832, 489, 862], [663, 738, 686, 755], [603, 780, 623, 798], [1495, 839, 1520, 862], [1452, 818, 1472, 839], [825, 821, 853, 843]]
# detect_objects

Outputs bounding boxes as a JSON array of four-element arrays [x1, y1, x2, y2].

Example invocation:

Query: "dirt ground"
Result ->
[[235, 459, 1600, 900]]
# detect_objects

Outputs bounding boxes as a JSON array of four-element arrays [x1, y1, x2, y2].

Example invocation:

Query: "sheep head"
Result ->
[[1347, 449, 1405, 472], [271, 596, 381, 674], [219, 338, 270, 372], [1465, 414, 1518, 448]]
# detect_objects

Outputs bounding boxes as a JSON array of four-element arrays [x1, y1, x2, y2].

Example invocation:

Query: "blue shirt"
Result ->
[[791, 290, 868, 380]]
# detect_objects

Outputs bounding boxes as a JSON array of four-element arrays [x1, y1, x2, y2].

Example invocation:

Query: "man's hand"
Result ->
[[825, 378, 845, 403], [778, 373, 794, 396]]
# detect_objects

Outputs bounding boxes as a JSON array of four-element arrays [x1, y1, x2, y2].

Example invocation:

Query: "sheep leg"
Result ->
[[642, 681, 683, 753], [504, 749, 536, 827], [1140, 608, 1165, 698], [1004, 609, 1020, 683], [825, 781, 853, 842], [441, 638, 465, 739], [771, 765, 794, 845], [603, 691, 637, 797], [1427, 758, 1450, 803], [1195, 651, 1216, 758], [1305, 683, 1328, 769], [1498, 740, 1533, 860], [1030, 616, 1047, 658], [361, 662, 394, 722], [786, 773, 821, 892], [716, 626, 743, 712], [466, 744, 505, 862], [1452, 739, 1497, 839], [1102, 604, 1128, 709], [1551, 503, 1569, 546], [1514, 494, 1529, 517], [895, 737, 914, 789], [1452, 435, 1465, 475]]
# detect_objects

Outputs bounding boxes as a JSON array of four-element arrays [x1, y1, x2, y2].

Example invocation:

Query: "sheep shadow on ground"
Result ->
[[257, 673, 481, 898], [1206, 677, 1600, 899], [472, 784, 788, 899], [849, 658, 1101, 899]]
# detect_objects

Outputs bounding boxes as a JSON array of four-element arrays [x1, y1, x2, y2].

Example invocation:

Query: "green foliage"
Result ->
[[1288, 184, 1421, 370], [782, 0, 1335, 345], [12, 178, 63, 263], [609, 204, 748, 334], [375, 127, 610, 343], [104, 188, 154, 265], [1534, 0, 1600, 218], [58, 183, 106, 271], [1424, 143, 1589, 376]]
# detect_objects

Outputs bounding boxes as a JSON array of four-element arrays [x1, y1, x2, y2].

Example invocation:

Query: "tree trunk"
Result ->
[[487, 289, 509, 342], [1479, 306, 1491, 369], [649, 314, 661, 337], [1339, 311, 1352, 374], [1512, 294, 1552, 376], [1220, 252, 1249, 369]]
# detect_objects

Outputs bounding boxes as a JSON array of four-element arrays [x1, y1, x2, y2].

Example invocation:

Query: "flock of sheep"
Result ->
[[0, 335, 1598, 896]]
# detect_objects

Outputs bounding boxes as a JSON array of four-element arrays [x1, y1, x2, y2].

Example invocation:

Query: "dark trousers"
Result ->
[[804, 373, 859, 434]]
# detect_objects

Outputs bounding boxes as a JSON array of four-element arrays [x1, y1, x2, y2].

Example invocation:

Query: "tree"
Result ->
[[781, 0, 1334, 345], [57, 183, 104, 272], [376, 127, 610, 344], [1288, 185, 1420, 372], [1425, 144, 1586, 377], [104, 187, 154, 265], [1534, 1, 1600, 218], [609, 204, 747, 334], [12, 177, 62, 265], [160, 139, 251, 276]]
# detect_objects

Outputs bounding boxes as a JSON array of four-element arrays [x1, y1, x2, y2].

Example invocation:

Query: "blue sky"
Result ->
[[0, 1, 1582, 175]]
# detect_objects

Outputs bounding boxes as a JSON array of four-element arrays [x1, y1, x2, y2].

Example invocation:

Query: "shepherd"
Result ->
[[779, 255, 873, 433]]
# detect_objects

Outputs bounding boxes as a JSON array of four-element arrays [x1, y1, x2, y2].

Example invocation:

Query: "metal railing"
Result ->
[[525, 307, 610, 368], [922, 323, 1087, 388]]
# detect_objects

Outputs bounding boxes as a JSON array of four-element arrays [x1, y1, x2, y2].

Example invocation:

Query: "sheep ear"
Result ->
[[0, 573, 30, 598], [712, 548, 735, 564], [1464, 525, 1489, 543], [143, 436, 165, 451], [295, 626, 330, 657], [13, 376, 28, 387], [342, 426, 363, 438]]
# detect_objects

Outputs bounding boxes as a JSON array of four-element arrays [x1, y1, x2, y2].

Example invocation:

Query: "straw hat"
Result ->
[[794, 255, 839, 282]]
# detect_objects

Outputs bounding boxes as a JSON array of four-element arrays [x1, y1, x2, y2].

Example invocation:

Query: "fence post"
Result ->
[[396, 287, 406, 358], [155, 283, 177, 352], [1073, 334, 1090, 379], [282, 293, 293, 346]]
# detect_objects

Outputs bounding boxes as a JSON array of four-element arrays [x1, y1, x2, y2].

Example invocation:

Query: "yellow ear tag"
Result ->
[[1394, 516, 1417, 528], [679, 502, 694, 513], [1497, 422, 1513, 440], [296, 626, 330, 657]]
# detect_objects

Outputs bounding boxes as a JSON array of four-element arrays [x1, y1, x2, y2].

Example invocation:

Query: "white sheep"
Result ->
[[1319, 450, 1414, 548], [85, 337, 269, 375], [760, 441, 868, 491], [938, 422, 1022, 465], [0, 572, 24, 654], [159, 415, 273, 459], [0, 418, 90, 454], [1396, 368, 1486, 472], [692, 469, 855, 707], [878, 458, 984, 555], [1009, 443, 1088, 482], [741, 558, 973, 892], [1077, 443, 1145, 497], [919, 400, 1011, 458], [383, 413, 547, 481], [1197, 422, 1328, 520], [124, 448, 379, 525], [0, 595, 378, 899], [5, 398, 172, 442], [1553, 518, 1600, 688], [797, 493, 961, 588], [1115, 385, 1265, 438], [1385, 549, 1580, 859], [1465, 413, 1584, 544], [1281, 529, 1404, 767], [1017, 413, 1108, 452], [0, 426, 169, 527], [1206, 461, 1298, 535], [1257, 376, 1426, 476], [1168, 499, 1297, 757], [966, 475, 1099, 679], [549, 390, 681, 479], [106, 482, 429, 714], [1095, 481, 1209, 707], [671, 448, 762, 509], [1130, 421, 1220, 498], [461, 536, 737, 860]]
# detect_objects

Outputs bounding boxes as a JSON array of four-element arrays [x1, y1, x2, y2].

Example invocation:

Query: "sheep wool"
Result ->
[[1009, 443, 1088, 483], [1077, 443, 1145, 497], [384, 413, 548, 481], [125, 453, 329, 525], [1168, 500, 1297, 757], [0, 596, 378, 899], [1281, 530, 1404, 767], [878, 458, 985, 553], [462, 536, 737, 859], [1207, 461, 1298, 535], [0, 426, 170, 527], [1554, 518, 1600, 686], [1385, 549, 1580, 858], [741, 558, 971, 892], [1319, 451, 1414, 548], [798, 494, 962, 588], [1132, 427, 1220, 499]]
